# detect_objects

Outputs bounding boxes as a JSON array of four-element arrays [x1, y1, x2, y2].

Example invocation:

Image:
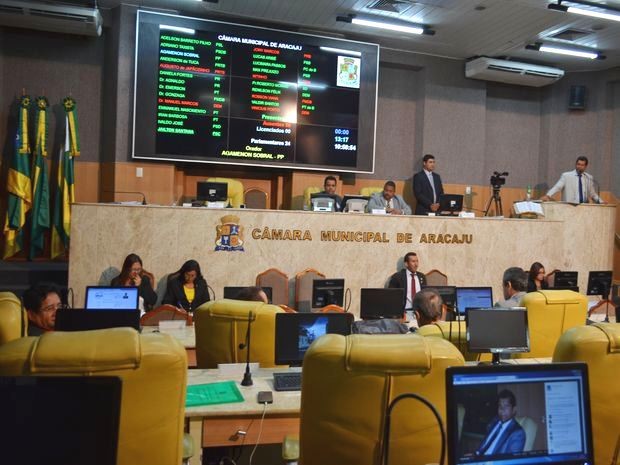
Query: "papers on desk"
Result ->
[[186, 381, 244, 407], [513, 201, 544, 217]]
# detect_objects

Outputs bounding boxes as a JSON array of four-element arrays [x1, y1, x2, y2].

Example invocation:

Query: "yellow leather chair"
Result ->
[[206, 177, 244, 208], [514, 290, 587, 358], [303, 186, 321, 209], [553, 323, 620, 465], [193, 299, 284, 368], [360, 186, 383, 197], [0, 291, 26, 344], [0, 328, 187, 465], [294, 333, 464, 465]]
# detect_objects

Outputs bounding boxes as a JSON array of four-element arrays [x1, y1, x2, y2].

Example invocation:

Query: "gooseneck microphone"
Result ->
[[240, 311, 254, 386]]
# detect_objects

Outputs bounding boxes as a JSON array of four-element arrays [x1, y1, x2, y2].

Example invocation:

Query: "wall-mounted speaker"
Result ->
[[569, 85, 586, 110]]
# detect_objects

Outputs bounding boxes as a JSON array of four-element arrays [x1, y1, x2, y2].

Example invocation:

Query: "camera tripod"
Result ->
[[483, 186, 504, 217]]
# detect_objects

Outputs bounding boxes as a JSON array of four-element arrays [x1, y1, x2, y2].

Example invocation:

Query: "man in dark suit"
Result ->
[[319, 175, 343, 211], [413, 154, 444, 215], [388, 252, 426, 313], [476, 389, 526, 455]]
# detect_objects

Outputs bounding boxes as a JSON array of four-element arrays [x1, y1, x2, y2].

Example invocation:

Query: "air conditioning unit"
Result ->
[[465, 57, 564, 87], [0, 0, 103, 36]]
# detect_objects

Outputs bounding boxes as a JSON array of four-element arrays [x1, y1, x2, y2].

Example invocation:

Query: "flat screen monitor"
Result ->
[[85, 286, 139, 310], [274, 312, 353, 366], [439, 194, 464, 215], [422, 285, 457, 309], [359, 288, 405, 320], [466, 308, 529, 364], [0, 376, 122, 465], [55, 309, 140, 331], [223, 286, 273, 303], [133, 10, 379, 174], [586, 270, 612, 297], [553, 271, 578, 290], [311, 278, 345, 308], [341, 195, 369, 213], [196, 181, 228, 202], [310, 193, 338, 212], [446, 363, 594, 465], [455, 287, 493, 316]]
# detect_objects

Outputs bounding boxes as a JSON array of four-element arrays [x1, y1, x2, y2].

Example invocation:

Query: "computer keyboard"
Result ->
[[273, 372, 302, 391]]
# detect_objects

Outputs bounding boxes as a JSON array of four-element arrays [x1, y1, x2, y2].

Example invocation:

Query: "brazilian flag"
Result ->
[[51, 97, 79, 259], [29, 97, 51, 259], [3, 96, 32, 259]]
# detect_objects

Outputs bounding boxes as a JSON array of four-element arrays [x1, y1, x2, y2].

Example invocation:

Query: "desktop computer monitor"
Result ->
[[446, 363, 594, 465], [55, 309, 140, 331], [586, 270, 612, 297], [553, 271, 579, 291], [422, 285, 457, 309], [274, 312, 353, 366], [359, 288, 405, 320], [466, 307, 529, 364], [0, 376, 122, 465], [85, 286, 139, 310], [455, 287, 493, 316], [311, 279, 345, 308], [223, 286, 273, 303], [196, 181, 228, 202], [439, 194, 464, 215], [310, 193, 338, 212]]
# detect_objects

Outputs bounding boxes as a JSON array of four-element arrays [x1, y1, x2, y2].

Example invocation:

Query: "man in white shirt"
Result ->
[[387, 252, 427, 313], [541, 156, 603, 204]]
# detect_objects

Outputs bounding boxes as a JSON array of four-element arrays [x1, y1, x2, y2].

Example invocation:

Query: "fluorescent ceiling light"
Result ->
[[539, 45, 598, 59], [566, 6, 620, 22], [350, 17, 424, 35], [319, 46, 362, 57], [160, 25, 195, 35]]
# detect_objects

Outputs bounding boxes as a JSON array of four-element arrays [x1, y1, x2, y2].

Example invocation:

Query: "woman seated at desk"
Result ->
[[111, 253, 158, 311], [162, 259, 210, 312], [527, 262, 549, 292]]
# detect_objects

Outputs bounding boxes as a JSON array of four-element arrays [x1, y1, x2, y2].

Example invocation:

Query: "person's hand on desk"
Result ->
[[540, 195, 551, 202], [430, 203, 440, 212], [386, 207, 403, 215]]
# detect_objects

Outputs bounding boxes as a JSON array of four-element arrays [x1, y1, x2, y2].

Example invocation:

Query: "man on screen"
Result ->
[[540, 156, 603, 204], [367, 181, 411, 215], [320, 175, 343, 211], [413, 154, 444, 215], [476, 389, 526, 455]]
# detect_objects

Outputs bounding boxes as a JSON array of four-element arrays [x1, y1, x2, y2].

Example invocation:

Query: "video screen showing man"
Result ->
[[476, 389, 526, 455], [367, 181, 411, 215], [413, 154, 444, 215], [320, 175, 343, 211], [23, 284, 64, 336], [541, 156, 603, 204]]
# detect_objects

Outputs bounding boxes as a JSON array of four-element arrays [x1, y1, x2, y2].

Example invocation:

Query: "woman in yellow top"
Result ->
[[162, 260, 210, 312]]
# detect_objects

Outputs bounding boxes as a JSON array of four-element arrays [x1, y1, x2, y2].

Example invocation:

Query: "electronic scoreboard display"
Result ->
[[133, 11, 379, 173]]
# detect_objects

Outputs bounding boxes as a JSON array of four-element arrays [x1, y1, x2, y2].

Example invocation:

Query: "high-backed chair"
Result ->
[[294, 334, 465, 465], [193, 299, 284, 368], [360, 186, 383, 197], [553, 323, 620, 465], [0, 328, 187, 465], [424, 269, 448, 286], [303, 186, 321, 209], [514, 290, 587, 358], [256, 268, 289, 306], [244, 187, 269, 209], [0, 292, 26, 345], [206, 177, 244, 208], [295, 268, 325, 313]]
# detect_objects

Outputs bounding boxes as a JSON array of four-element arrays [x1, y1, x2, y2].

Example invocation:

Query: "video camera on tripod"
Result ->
[[490, 171, 509, 189]]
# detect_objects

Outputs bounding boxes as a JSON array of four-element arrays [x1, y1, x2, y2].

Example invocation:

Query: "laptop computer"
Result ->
[[85, 286, 139, 310], [446, 362, 594, 465], [55, 308, 140, 331], [455, 287, 493, 317]]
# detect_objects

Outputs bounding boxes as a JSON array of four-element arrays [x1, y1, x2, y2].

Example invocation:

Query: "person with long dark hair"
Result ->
[[162, 259, 210, 312], [111, 253, 157, 311], [527, 262, 549, 292]]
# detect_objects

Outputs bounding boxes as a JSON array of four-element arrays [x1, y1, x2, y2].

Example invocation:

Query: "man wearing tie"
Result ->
[[387, 252, 426, 315], [476, 389, 526, 456], [541, 156, 603, 204], [413, 154, 444, 215], [367, 181, 412, 215]]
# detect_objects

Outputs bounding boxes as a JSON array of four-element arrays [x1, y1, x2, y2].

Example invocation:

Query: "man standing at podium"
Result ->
[[388, 252, 426, 314], [413, 154, 444, 215], [541, 156, 603, 204]]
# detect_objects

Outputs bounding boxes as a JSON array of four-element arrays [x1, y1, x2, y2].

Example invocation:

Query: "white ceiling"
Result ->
[[65, 0, 620, 71]]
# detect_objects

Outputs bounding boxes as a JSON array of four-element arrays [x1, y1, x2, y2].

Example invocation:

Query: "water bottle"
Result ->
[[526, 185, 532, 201]]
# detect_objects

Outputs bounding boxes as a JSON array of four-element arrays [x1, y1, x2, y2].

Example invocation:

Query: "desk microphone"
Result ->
[[239, 311, 255, 386], [104, 190, 147, 205]]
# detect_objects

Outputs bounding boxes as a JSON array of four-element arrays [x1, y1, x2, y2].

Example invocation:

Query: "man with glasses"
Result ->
[[23, 284, 64, 336]]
